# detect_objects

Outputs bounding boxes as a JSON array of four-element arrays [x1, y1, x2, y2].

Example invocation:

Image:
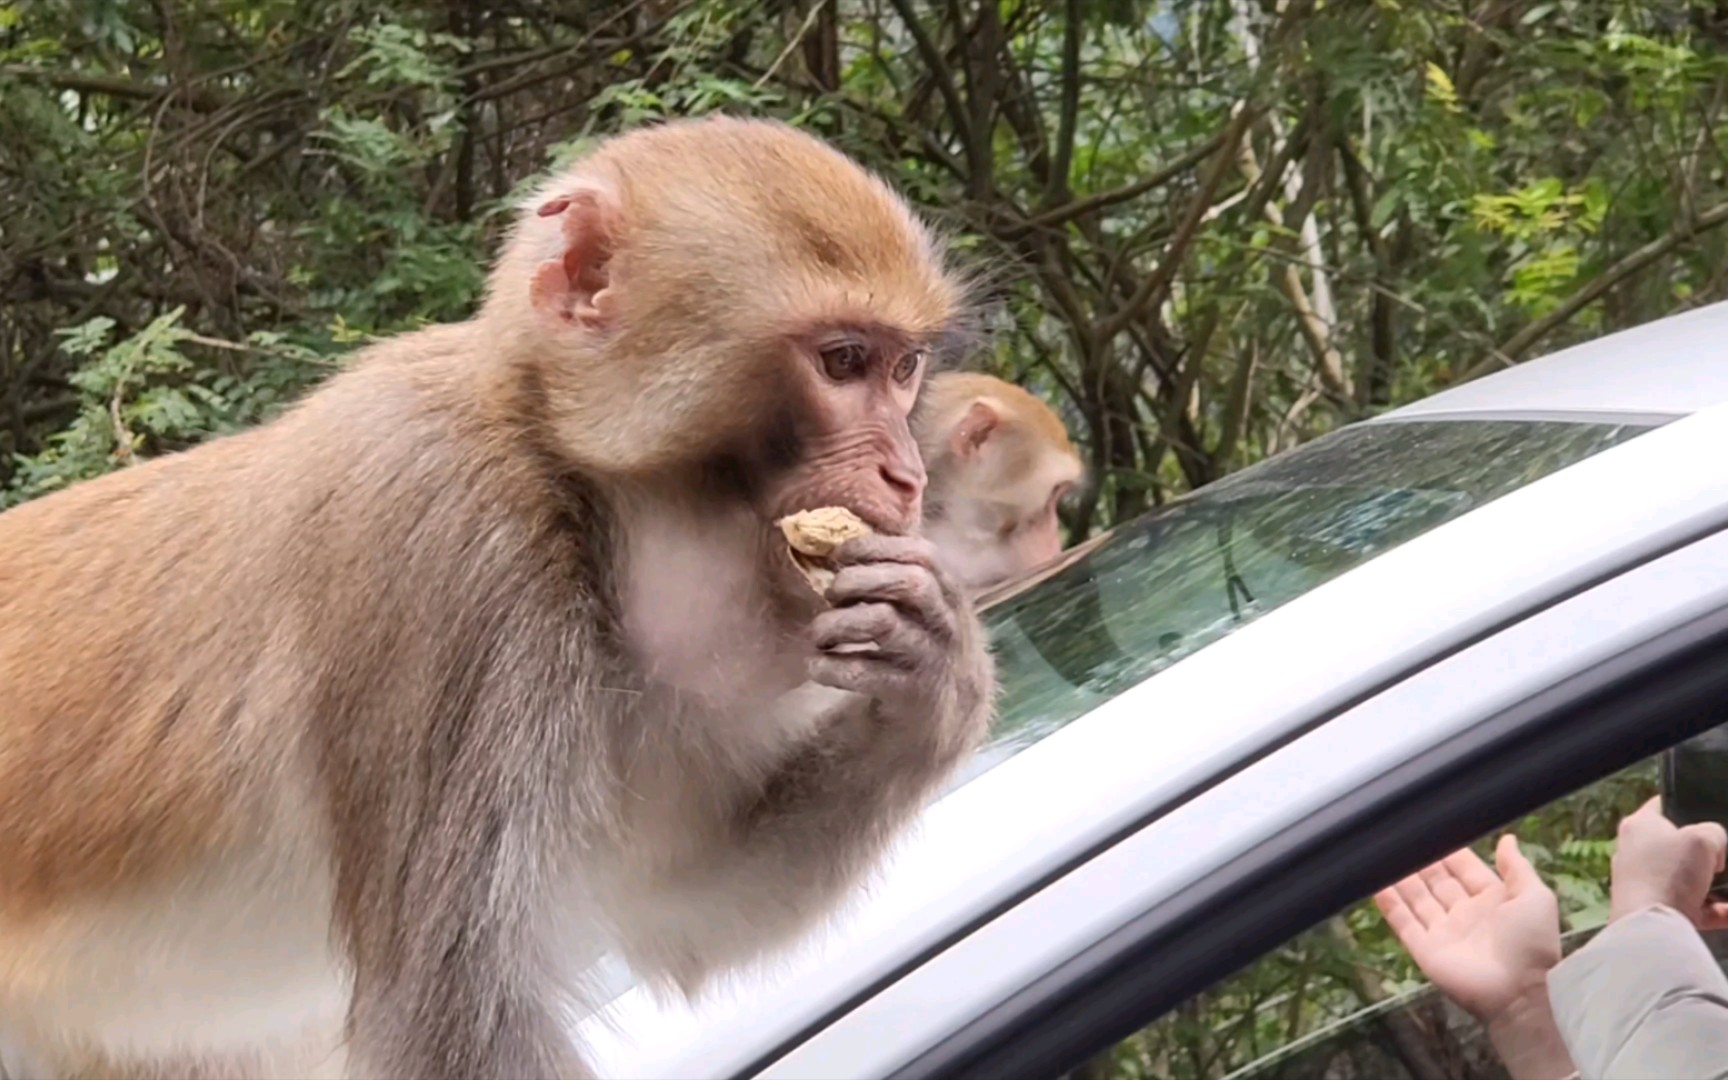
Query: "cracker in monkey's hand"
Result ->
[[778, 507, 874, 595]]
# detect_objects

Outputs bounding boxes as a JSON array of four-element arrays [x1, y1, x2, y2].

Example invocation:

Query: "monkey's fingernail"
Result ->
[[826, 642, 880, 656]]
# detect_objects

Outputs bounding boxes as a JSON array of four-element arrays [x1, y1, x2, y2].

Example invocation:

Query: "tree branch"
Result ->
[[1088, 0, 1315, 347], [1093, 100, 1259, 345], [1011, 130, 1231, 236], [1457, 198, 1728, 383], [21, 395, 79, 424], [1338, 132, 1399, 406], [1046, 0, 1084, 206], [884, 0, 980, 179], [1240, 120, 1350, 399], [1, 64, 227, 111], [1212, 335, 1259, 473]]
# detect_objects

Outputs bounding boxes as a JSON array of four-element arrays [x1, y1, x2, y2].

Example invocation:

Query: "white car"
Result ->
[[577, 300, 1728, 1079]]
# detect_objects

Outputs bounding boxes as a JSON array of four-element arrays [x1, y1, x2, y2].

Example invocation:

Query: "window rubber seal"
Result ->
[[888, 582, 1728, 1080]]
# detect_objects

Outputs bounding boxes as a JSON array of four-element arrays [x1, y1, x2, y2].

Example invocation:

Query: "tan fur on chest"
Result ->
[[616, 496, 810, 719]]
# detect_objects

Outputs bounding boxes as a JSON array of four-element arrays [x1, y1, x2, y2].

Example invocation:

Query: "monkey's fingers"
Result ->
[[809, 653, 917, 706], [813, 604, 922, 667], [832, 536, 966, 610], [832, 535, 940, 570], [827, 564, 954, 637]]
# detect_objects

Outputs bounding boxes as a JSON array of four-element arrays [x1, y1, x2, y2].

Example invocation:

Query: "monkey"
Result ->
[[0, 116, 995, 1080], [915, 371, 1084, 594]]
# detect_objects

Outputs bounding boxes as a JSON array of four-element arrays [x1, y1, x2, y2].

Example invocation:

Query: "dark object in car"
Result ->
[[1661, 725, 1728, 901]]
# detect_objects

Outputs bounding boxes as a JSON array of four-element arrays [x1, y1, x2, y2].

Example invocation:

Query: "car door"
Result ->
[[750, 524, 1728, 1079]]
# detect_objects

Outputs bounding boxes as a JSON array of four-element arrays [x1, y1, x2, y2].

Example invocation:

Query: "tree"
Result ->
[[7, 0, 1727, 522]]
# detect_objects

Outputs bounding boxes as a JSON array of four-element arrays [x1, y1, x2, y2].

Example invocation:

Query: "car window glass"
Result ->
[[958, 419, 1653, 786], [1077, 755, 1728, 1080]]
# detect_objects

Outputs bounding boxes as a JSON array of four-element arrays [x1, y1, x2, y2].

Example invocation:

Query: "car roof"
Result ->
[[578, 305, 1728, 1077], [1372, 299, 1728, 423]]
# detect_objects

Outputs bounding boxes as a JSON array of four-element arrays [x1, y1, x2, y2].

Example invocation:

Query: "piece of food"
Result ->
[[778, 506, 873, 593]]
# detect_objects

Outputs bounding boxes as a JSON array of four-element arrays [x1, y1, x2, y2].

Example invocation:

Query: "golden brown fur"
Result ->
[[484, 120, 958, 477], [916, 372, 1082, 592], [0, 117, 995, 1079]]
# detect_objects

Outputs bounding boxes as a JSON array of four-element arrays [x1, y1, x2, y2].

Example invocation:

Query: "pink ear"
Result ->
[[951, 400, 1000, 459], [527, 188, 618, 331]]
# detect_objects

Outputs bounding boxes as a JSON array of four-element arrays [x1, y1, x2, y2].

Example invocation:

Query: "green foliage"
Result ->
[[5, 4, 1727, 1075], [340, 22, 470, 92], [9, 0, 1728, 518], [4, 310, 331, 507]]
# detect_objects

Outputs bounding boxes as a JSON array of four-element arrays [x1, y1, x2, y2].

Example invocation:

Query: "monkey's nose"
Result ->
[[879, 461, 924, 507]]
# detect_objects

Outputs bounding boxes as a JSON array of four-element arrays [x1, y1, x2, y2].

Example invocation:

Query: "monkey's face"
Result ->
[[925, 493, 1060, 593], [505, 117, 964, 514], [758, 323, 931, 539], [925, 433, 1082, 593]]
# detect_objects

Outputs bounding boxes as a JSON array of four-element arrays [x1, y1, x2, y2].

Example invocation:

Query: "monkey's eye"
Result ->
[[892, 350, 925, 385], [819, 342, 870, 382]]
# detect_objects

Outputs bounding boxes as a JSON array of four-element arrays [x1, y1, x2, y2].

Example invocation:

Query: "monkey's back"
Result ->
[[0, 421, 291, 912], [0, 322, 588, 917]]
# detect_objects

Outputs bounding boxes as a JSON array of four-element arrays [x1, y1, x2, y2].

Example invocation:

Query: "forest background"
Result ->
[[3, 1, 1726, 1076]]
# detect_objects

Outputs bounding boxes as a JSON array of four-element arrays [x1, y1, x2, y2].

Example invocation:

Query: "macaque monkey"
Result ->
[[916, 372, 1084, 593], [0, 117, 995, 1079]]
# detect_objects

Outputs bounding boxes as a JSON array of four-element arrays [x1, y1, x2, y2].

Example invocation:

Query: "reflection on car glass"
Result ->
[[947, 419, 1654, 790]]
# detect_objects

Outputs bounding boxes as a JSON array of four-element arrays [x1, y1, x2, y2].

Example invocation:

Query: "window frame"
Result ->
[[884, 535, 1728, 1080]]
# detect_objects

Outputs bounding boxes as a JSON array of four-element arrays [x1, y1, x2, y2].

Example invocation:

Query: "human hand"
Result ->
[[1609, 796, 1728, 929], [1375, 834, 1562, 1022], [1376, 836, 1575, 1080]]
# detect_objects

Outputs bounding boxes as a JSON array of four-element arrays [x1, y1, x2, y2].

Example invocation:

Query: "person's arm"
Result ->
[[1546, 797, 1728, 1079], [1375, 834, 1575, 1080], [1547, 903, 1728, 1079]]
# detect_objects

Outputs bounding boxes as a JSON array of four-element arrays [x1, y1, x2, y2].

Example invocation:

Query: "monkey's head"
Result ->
[[485, 115, 967, 538], [916, 373, 1084, 592]]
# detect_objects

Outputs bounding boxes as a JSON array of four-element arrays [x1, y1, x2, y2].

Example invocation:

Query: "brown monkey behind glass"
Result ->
[[917, 372, 1083, 593], [0, 117, 995, 1079]]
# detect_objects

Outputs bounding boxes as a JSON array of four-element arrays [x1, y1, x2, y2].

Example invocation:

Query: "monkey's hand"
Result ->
[[810, 535, 994, 760], [610, 536, 995, 993]]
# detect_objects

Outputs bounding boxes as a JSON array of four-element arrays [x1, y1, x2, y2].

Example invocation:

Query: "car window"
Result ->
[[1076, 755, 1728, 1080], [957, 419, 1654, 786]]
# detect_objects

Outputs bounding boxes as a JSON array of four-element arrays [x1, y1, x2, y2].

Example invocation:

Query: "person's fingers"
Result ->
[[1441, 847, 1500, 897], [1702, 900, 1728, 932], [1394, 871, 1448, 931], [1496, 834, 1543, 895], [1620, 797, 1670, 842], [1419, 859, 1470, 909], [1683, 821, 1728, 873], [1375, 887, 1424, 942]]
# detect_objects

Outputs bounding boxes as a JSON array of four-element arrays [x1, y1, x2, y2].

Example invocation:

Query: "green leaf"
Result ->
[[1425, 62, 1461, 113]]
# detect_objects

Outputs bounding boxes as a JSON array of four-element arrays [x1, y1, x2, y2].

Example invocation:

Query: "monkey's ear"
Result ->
[[951, 400, 1001, 459], [528, 187, 620, 331]]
